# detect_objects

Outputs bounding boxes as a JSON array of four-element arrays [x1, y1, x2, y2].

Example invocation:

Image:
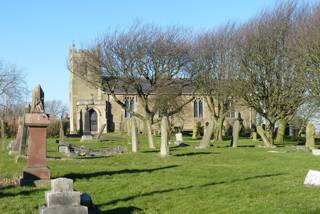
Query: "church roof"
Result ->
[[101, 77, 194, 95]]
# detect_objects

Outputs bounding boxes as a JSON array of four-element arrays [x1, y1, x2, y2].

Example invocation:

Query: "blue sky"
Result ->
[[0, 0, 315, 105]]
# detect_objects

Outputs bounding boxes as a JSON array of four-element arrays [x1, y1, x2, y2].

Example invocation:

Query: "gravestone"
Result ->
[[21, 85, 51, 185], [304, 169, 320, 186], [59, 119, 65, 142], [80, 107, 92, 142], [10, 117, 24, 155], [175, 132, 183, 146], [312, 149, 320, 156], [10, 117, 28, 157], [306, 122, 315, 151], [39, 178, 88, 214], [231, 120, 240, 148]]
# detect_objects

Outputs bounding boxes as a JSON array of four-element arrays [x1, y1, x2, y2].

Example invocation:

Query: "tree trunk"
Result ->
[[0, 119, 5, 150], [198, 118, 214, 148], [265, 121, 275, 146], [275, 119, 287, 145], [257, 126, 272, 147], [160, 116, 169, 157], [192, 120, 198, 139], [146, 119, 155, 149], [216, 117, 224, 141], [0, 119, 5, 139], [131, 118, 138, 153]]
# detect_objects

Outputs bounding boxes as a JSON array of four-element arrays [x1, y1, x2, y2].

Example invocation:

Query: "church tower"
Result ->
[[68, 43, 104, 134]]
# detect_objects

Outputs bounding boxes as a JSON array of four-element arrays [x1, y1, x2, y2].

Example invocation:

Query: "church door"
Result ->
[[89, 109, 98, 132]]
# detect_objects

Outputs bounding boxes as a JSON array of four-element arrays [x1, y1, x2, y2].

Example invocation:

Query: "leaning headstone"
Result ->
[[10, 117, 24, 155], [21, 85, 51, 186], [304, 169, 320, 186], [39, 178, 88, 214], [81, 107, 92, 142], [306, 122, 315, 151], [231, 119, 241, 148], [175, 132, 183, 146], [96, 124, 106, 140]]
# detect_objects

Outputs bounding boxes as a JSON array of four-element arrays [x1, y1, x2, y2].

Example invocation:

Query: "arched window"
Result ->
[[124, 97, 135, 118], [89, 109, 98, 132], [193, 98, 203, 118]]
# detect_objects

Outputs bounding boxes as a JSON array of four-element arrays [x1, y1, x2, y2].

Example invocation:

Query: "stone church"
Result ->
[[69, 45, 256, 135]]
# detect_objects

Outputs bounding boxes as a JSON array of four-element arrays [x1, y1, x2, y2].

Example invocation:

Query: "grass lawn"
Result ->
[[1, 134, 320, 214]]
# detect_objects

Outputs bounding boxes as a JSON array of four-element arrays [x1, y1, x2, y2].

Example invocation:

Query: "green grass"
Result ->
[[1, 134, 320, 213]]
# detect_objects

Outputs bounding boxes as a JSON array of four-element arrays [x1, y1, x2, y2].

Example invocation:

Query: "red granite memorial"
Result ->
[[21, 85, 51, 185]]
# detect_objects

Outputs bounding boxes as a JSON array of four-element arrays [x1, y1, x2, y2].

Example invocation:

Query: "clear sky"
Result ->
[[0, 0, 316, 106]]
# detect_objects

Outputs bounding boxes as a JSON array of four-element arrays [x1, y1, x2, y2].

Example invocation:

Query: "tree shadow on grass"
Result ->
[[101, 206, 142, 214], [58, 165, 179, 181], [173, 152, 220, 157], [97, 172, 285, 207], [0, 188, 42, 199], [141, 150, 159, 153], [237, 145, 256, 148]]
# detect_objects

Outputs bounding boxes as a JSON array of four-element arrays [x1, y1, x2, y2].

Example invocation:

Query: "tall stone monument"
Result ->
[[21, 85, 51, 185]]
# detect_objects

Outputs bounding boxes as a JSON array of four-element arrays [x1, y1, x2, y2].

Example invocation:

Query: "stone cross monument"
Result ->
[[21, 85, 51, 186]]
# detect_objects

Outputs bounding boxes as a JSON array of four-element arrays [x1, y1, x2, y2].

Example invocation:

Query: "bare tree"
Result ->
[[296, 3, 320, 101], [0, 61, 27, 138], [238, 1, 307, 147], [191, 24, 240, 148], [289, 97, 320, 137], [74, 23, 194, 149], [45, 99, 68, 118]]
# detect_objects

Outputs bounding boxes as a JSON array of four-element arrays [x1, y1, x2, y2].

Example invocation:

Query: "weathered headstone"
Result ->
[[306, 122, 315, 151], [175, 132, 183, 146], [304, 169, 320, 186], [231, 119, 241, 148], [131, 118, 138, 152], [39, 178, 88, 214], [81, 107, 92, 142], [21, 85, 51, 185]]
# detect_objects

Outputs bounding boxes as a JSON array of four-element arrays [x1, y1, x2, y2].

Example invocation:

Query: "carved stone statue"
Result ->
[[31, 84, 45, 113]]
